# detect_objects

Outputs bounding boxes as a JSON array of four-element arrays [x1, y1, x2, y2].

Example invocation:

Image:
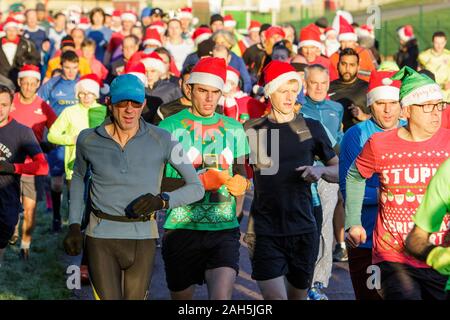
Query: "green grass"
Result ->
[[0, 201, 71, 300]]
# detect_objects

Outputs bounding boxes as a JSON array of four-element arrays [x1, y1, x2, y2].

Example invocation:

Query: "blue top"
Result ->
[[182, 52, 252, 94], [86, 27, 113, 62], [69, 118, 204, 239], [23, 28, 47, 54], [301, 96, 344, 145], [339, 118, 406, 248], [38, 75, 79, 116]]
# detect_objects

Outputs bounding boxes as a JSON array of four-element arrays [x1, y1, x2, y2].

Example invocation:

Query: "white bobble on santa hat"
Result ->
[[366, 70, 401, 106], [223, 15, 236, 28], [125, 61, 148, 86], [18, 64, 41, 81], [140, 51, 167, 74]]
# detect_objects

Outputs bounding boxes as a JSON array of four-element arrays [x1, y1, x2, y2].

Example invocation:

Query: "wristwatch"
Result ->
[[159, 192, 170, 209]]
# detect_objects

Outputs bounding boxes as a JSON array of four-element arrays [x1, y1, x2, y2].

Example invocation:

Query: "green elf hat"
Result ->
[[391, 66, 443, 106]]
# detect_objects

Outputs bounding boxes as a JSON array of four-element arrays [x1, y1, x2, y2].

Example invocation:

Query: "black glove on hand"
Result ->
[[125, 193, 164, 219], [63, 224, 83, 256], [39, 141, 57, 153], [0, 161, 15, 174]]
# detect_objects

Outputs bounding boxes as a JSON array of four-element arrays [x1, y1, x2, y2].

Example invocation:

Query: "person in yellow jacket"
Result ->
[[418, 31, 450, 101], [47, 74, 107, 184]]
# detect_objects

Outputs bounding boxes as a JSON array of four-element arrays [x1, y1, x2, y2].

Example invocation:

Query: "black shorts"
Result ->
[[251, 232, 319, 290], [377, 261, 448, 300], [162, 228, 240, 292], [0, 220, 15, 249]]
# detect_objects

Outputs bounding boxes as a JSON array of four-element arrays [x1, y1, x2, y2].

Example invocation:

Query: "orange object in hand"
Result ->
[[198, 169, 231, 191], [225, 174, 249, 196]]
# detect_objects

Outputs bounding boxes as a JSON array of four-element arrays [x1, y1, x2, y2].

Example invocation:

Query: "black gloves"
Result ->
[[63, 224, 83, 256], [39, 141, 57, 153], [125, 193, 164, 219], [0, 161, 15, 174]]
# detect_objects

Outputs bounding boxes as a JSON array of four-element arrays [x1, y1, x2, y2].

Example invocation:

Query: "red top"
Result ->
[[356, 128, 450, 268], [10, 93, 57, 142]]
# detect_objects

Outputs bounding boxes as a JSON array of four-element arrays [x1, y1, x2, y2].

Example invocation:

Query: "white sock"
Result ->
[[339, 242, 346, 249], [20, 241, 31, 250]]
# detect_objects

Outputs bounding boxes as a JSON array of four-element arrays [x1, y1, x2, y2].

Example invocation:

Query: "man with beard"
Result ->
[[329, 48, 370, 132]]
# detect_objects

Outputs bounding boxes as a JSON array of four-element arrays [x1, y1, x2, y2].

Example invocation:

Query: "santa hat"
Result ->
[[78, 16, 90, 30], [248, 20, 261, 33], [18, 64, 41, 81], [338, 16, 358, 42], [357, 24, 375, 39], [121, 10, 137, 23], [141, 51, 167, 74], [299, 24, 323, 50], [324, 27, 337, 35], [260, 60, 302, 97], [332, 10, 353, 32], [125, 61, 148, 86], [264, 26, 286, 40], [178, 7, 193, 20], [192, 27, 212, 46], [75, 74, 105, 98], [223, 15, 236, 28], [0, 24, 4, 38], [3, 16, 20, 30], [226, 66, 240, 86], [187, 57, 227, 91], [143, 28, 163, 47], [149, 21, 166, 35], [12, 12, 25, 24], [397, 25, 415, 42], [367, 71, 401, 106], [391, 66, 443, 107], [112, 10, 122, 18]]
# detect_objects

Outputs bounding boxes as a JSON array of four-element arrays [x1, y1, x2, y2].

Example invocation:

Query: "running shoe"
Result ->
[[307, 282, 329, 300], [333, 244, 348, 262]]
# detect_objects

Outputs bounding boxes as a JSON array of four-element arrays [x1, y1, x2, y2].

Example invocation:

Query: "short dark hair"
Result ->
[[339, 48, 360, 64], [210, 14, 223, 25], [0, 85, 14, 103], [123, 34, 140, 45], [61, 50, 79, 64], [81, 38, 96, 49], [181, 64, 195, 78], [89, 7, 105, 24], [154, 47, 171, 63], [53, 12, 66, 20], [432, 31, 446, 41], [260, 23, 271, 36]]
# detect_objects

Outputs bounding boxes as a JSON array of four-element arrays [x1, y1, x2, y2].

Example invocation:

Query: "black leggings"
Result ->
[[85, 236, 157, 300]]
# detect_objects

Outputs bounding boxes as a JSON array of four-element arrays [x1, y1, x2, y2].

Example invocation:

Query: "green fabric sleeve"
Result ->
[[345, 162, 367, 230], [47, 109, 76, 146], [413, 158, 450, 233]]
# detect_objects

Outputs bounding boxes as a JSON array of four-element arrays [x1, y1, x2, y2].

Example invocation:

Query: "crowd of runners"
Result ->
[[0, 2, 449, 300]]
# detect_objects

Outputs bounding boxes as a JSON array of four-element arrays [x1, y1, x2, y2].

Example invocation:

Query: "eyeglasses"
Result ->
[[78, 92, 95, 98], [412, 102, 447, 113], [113, 100, 143, 108]]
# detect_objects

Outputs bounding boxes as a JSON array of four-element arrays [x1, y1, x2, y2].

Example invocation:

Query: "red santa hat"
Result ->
[[18, 64, 41, 81], [338, 16, 358, 42], [264, 26, 286, 40], [187, 57, 227, 91], [178, 7, 193, 20], [367, 70, 401, 106], [3, 16, 20, 30], [223, 15, 236, 28], [226, 66, 240, 86], [299, 23, 323, 50], [141, 51, 167, 74], [143, 28, 162, 47], [78, 16, 90, 30], [125, 61, 148, 86], [192, 27, 212, 46], [324, 27, 337, 36], [260, 60, 302, 97], [121, 10, 137, 23], [248, 20, 261, 33], [397, 25, 415, 42], [149, 21, 166, 35], [75, 73, 106, 98], [357, 24, 375, 39], [0, 24, 4, 38], [112, 10, 122, 18]]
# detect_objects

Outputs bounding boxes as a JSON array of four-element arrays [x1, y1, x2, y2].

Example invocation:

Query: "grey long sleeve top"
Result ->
[[69, 118, 204, 239]]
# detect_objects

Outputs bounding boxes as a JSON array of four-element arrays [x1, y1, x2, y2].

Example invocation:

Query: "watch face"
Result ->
[[160, 192, 170, 201]]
